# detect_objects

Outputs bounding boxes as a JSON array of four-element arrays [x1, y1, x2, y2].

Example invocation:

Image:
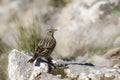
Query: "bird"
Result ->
[[27, 29, 57, 63]]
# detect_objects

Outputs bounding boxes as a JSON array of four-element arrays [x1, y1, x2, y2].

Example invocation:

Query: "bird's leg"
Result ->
[[33, 53, 38, 58], [46, 56, 57, 69]]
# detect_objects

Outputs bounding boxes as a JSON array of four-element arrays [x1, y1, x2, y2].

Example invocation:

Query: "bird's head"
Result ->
[[46, 29, 58, 36]]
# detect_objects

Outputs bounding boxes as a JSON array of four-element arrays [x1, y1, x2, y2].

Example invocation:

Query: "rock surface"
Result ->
[[8, 49, 33, 80], [65, 65, 120, 80], [8, 49, 120, 80]]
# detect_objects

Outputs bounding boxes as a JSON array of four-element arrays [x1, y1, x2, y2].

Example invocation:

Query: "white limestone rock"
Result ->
[[65, 65, 120, 80], [8, 49, 120, 80], [8, 49, 68, 80], [8, 49, 33, 80], [8, 49, 50, 80]]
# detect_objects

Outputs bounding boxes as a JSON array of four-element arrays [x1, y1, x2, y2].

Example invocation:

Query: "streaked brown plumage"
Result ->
[[27, 29, 57, 63]]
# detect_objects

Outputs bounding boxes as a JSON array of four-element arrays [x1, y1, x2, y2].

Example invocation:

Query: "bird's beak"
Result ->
[[53, 29, 58, 32]]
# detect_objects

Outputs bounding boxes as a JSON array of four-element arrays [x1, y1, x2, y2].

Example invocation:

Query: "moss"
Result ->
[[50, 67, 67, 78]]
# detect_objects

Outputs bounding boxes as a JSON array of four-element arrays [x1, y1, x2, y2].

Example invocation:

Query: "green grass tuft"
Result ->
[[14, 17, 41, 52]]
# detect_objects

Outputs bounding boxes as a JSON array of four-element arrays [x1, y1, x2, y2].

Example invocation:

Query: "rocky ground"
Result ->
[[8, 49, 120, 80]]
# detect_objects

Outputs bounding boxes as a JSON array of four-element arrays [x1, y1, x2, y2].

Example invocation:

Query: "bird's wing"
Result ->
[[35, 38, 56, 56]]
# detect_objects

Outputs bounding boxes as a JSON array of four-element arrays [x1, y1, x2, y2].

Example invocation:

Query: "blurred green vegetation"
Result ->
[[0, 39, 10, 55], [0, 38, 10, 80], [0, 53, 8, 80], [110, 7, 120, 16], [14, 18, 41, 52]]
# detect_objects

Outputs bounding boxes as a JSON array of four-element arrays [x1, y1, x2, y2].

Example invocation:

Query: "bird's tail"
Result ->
[[27, 53, 38, 63], [27, 58, 35, 63]]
